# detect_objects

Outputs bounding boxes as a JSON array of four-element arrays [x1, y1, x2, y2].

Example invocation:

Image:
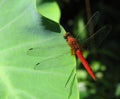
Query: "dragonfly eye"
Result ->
[[64, 32, 71, 39]]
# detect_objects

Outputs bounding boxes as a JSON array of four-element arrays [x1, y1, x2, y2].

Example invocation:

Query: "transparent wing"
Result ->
[[75, 11, 100, 41], [27, 44, 67, 58], [82, 25, 112, 50], [26, 35, 75, 71], [27, 36, 69, 59], [85, 11, 100, 33], [34, 54, 70, 71]]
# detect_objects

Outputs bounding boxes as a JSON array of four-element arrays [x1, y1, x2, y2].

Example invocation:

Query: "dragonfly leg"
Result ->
[[65, 67, 76, 99]]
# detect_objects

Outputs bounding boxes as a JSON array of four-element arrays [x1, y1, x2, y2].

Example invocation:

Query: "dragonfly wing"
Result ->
[[75, 11, 100, 41], [27, 36, 69, 59], [85, 11, 100, 32], [27, 35, 74, 72], [83, 25, 112, 50], [34, 54, 74, 72]]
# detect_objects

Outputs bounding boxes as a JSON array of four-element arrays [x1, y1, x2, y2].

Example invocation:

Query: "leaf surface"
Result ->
[[0, 0, 79, 99]]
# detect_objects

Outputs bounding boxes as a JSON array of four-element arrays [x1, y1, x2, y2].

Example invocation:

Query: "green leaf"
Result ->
[[116, 84, 120, 97], [0, 0, 79, 99], [37, 0, 61, 23]]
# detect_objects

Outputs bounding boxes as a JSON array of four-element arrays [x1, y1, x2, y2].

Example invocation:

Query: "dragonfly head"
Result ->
[[64, 32, 72, 40]]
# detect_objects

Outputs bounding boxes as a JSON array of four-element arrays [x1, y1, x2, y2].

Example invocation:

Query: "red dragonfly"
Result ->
[[64, 32, 96, 80], [27, 11, 111, 81]]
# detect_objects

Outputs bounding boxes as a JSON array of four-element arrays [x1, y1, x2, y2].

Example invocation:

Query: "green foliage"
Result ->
[[116, 84, 120, 97]]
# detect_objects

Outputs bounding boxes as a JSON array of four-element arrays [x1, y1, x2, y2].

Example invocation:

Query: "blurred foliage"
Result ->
[[56, 0, 120, 99]]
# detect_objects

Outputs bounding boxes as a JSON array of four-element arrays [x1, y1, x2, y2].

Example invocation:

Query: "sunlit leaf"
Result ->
[[0, 0, 79, 99]]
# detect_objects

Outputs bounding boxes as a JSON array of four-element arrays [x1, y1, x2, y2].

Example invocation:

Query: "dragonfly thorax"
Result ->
[[64, 32, 80, 52]]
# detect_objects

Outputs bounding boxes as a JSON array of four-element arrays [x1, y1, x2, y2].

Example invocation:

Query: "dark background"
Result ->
[[57, 0, 120, 99]]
